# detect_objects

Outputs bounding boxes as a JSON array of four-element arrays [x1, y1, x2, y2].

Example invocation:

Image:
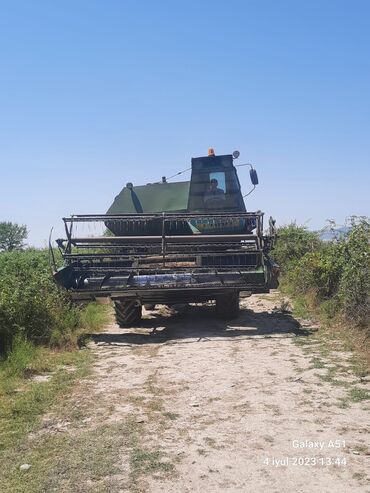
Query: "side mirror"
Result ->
[[250, 168, 259, 185]]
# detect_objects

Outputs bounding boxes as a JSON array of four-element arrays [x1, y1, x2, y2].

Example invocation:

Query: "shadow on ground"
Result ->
[[89, 305, 312, 347]]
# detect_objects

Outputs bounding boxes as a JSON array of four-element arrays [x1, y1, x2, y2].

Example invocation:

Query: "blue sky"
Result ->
[[0, 0, 369, 246]]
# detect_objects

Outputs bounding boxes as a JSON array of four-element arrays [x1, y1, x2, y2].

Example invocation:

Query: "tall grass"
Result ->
[[2, 335, 40, 378]]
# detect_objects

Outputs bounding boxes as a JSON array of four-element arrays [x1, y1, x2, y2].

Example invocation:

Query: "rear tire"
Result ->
[[215, 292, 240, 320], [114, 300, 142, 327]]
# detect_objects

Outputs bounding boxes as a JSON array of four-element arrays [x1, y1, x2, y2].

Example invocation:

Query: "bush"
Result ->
[[0, 249, 99, 354], [275, 219, 370, 329], [272, 223, 320, 271], [338, 220, 370, 327], [288, 242, 345, 299]]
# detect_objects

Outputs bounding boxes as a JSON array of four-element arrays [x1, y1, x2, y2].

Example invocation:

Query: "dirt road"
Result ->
[[60, 292, 367, 493]]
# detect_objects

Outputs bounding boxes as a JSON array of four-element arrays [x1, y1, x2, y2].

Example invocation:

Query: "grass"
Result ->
[[337, 399, 350, 409], [336, 388, 370, 409], [1, 336, 41, 378], [352, 472, 367, 482], [294, 311, 368, 365], [316, 371, 349, 387], [352, 443, 370, 454], [292, 295, 311, 319], [0, 346, 92, 451], [290, 303, 370, 411], [162, 411, 179, 421], [291, 295, 370, 370], [310, 357, 325, 369], [130, 448, 174, 478], [1, 409, 177, 493], [51, 302, 111, 348], [0, 346, 177, 492], [348, 387, 370, 402], [1, 417, 136, 493], [302, 388, 313, 394], [0, 301, 111, 492], [0, 348, 94, 492], [115, 373, 180, 489], [204, 436, 217, 447], [123, 395, 178, 489], [79, 302, 111, 332]]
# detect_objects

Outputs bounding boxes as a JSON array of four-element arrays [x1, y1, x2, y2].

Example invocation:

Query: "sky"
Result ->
[[0, 0, 369, 246]]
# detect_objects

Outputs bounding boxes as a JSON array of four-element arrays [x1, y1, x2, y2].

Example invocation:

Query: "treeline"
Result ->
[[273, 218, 370, 331]]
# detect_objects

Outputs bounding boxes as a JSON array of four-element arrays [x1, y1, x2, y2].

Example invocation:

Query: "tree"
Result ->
[[0, 222, 28, 252]]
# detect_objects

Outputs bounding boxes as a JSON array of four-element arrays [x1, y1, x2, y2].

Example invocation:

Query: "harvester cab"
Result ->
[[52, 149, 278, 326], [188, 151, 246, 213]]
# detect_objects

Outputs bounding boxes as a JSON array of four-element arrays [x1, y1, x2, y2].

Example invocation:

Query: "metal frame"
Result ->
[[54, 212, 273, 300]]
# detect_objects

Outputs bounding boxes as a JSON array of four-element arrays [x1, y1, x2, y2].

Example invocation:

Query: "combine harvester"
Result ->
[[52, 149, 279, 326]]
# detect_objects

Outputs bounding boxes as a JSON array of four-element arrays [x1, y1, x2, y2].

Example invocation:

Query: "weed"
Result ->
[[1, 336, 41, 378], [79, 302, 111, 332], [130, 448, 174, 478], [348, 388, 370, 402], [310, 357, 325, 369], [337, 398, 350, 409], [204, 437, 217, 448], [162, 411, 179, 420], [279, 299, 291, 313], [352, 472, 366, 481], [292, 296, 311, 319], [353, 443, 370, 454]]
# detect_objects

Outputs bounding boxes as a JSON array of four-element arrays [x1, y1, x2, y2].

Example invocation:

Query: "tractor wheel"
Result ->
[[215, 292, 240, 320], [114, 300, 142, 327]]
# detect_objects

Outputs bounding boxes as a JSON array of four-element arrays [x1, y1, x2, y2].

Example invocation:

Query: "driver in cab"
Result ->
[[204, 178, 225, 207]]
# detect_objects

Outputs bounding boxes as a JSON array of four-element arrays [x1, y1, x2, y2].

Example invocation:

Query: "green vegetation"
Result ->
[[0, 248, 109, 354], [348, 387, 370, 402], [273, 218, 370, 332], [0, 227, 178, 491], [1, 412, 174, 493], [0, 344, 92, 450], [0, 312, 174, 493], [0, 346, 107, 493], [0, 243, 111, 491], [130, 447, 174, 478]]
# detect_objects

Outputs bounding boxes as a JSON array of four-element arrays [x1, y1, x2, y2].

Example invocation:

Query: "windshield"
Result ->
[[188, 169, 245, 212]]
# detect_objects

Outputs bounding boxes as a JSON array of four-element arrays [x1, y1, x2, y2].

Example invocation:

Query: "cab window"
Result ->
[[209, 172, 226, 191]]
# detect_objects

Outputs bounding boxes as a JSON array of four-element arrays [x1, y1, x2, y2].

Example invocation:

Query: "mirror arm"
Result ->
[[235, 163, 254, 169], [243, 185, 256, 198]]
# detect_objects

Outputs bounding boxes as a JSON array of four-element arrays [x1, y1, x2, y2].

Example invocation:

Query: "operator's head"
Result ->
[[210, 178, 218, 190]]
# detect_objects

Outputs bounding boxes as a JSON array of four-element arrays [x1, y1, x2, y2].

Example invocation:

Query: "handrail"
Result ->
[[67, 234, 258, 244], [63, 211, 263, 222]]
